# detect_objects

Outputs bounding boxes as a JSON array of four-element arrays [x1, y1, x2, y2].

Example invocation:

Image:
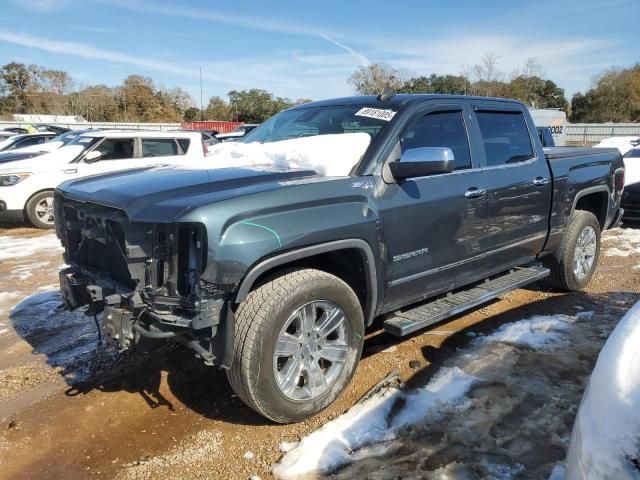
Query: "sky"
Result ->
[[0, 0, 638, 106]]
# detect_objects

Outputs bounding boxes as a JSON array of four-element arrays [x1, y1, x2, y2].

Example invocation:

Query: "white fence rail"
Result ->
[[0, 121, 181, 131], [566, 123, 640, 145]]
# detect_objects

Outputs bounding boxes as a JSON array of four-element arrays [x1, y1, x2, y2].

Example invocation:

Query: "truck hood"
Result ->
[[57, 165, 324, 222]]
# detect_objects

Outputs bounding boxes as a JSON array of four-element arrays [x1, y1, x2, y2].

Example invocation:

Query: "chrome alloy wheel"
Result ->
[[574, 225, 597, 280], [34, 195, 55, 225], [273, 300, 350, 401]]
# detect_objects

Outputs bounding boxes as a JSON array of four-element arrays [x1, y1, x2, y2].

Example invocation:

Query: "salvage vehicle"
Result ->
[[216, 123, 259, 141], [0, 130, 206, 228], [0, 132, 58, 152], [55, 94, 624, 423]]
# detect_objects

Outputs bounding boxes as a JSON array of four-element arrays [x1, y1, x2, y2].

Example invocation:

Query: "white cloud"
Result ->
[[10, 0, 72, 11], [73, 26, 116, 34]]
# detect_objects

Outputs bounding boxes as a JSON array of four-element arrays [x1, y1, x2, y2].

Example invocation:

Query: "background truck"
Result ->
[[55, 94, 624, 422], [530, 108, 567, 146]]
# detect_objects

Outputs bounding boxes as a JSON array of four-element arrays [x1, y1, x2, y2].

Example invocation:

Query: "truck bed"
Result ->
[[544, 146, 620, 160]]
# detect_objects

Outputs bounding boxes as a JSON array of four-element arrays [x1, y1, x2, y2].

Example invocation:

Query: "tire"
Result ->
[[25, 190, 56, 229], [227, 268, 364, 423], [546, 210, 601, 291]]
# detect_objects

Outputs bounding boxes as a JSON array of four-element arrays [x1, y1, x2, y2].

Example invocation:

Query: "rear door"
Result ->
[[379, 101, 489, 308], [471, 103, 552, 268]]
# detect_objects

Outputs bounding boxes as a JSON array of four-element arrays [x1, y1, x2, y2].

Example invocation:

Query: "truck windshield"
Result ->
[[241, 105, 395, 144]]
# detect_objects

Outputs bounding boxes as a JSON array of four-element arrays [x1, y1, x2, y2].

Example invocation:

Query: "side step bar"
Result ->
[[383, 265, 550, 337]]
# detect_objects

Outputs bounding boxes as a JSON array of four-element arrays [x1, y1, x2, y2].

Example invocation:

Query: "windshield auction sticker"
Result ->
[[355, 107, 397, 121]]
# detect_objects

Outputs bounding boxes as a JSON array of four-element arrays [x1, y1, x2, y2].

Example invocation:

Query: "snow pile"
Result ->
[[480, 314, 575, 350], [565, 301, 640, 479], [603, 228, 640, 257], [204, 133, 371, 177], [272, 367, 476, 479], [0, 234, 63, 261]]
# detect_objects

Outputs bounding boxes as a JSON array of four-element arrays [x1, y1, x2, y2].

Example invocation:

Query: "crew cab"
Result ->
[[0, 130, 205, 228], [55, 94, 624, 423]]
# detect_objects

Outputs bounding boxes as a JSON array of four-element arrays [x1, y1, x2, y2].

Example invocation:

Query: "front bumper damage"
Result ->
[[56, 194, 234, 368]]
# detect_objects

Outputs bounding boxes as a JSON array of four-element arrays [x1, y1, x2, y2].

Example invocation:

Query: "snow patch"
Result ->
[[480, 314, 574, 350], [203, 133, 371, 177], [272, 367, 476, 479], [565, 300, 640, 479], [0, 234, 62, 261], [603, 228, 640, 257]]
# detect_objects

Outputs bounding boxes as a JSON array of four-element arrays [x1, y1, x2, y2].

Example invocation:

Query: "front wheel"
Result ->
[[25, 190, 56, 229], [227, 269, 364, 423], [546, 210, 601, 291]]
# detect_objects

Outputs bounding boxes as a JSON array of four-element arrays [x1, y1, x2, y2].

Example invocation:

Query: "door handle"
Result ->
[[464, 187, 486, 199], [533, 177, 550, 186]]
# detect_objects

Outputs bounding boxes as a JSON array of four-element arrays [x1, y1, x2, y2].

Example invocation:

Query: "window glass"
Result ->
[[177, 139, 191, 152], [476, 111, 534, 166], [400, 111, 472, 170], [13, 136, 45, 149], [624, 149, 640, 158], [95, 138, 134, 160], [142, 138, 180, 157]]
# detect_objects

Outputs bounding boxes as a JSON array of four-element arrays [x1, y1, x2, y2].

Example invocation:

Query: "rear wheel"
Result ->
[[227, 269, 364, 423], [546, 210, 601, 291], [25, 190, 56, 229]]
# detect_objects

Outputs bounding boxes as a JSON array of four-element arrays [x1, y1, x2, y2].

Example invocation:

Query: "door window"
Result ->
[[476, 111, 534, 166], [94, 138, 135, 160], [12, 136, 46, 149], [400, 111, 472, 170], [142, 138, 183, 157]]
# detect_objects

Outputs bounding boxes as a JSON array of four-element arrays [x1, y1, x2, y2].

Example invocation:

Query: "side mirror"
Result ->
[[389, 147, 455, 181], [85, 150, 102, 163]]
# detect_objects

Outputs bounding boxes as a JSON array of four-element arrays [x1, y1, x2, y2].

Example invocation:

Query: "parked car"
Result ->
[[537, 126, 555, 147], [0, 130, 205, 228], [594, 136, 640, 156], [0, 129, 95, 166], [177, 129, 219, 147], [216, 123, 259, 141], [55, 94, 623, 422], [33, 124, 71, 135], [621, 147, 640, 221], [0, 131, 17, 142], [0, 133, 58, 153]]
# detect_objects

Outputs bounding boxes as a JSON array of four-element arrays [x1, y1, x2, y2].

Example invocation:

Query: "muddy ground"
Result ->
[[0, 223, 638, 480]]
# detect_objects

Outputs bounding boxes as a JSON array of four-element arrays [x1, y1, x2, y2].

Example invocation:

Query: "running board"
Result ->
[[383, 265, 550, 337]]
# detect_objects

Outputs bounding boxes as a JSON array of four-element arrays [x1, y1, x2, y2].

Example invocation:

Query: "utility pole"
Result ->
[[199, 67, 204, 121]]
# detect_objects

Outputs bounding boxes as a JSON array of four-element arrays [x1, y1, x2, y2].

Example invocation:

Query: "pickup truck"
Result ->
[[55, 94, 624, 423]]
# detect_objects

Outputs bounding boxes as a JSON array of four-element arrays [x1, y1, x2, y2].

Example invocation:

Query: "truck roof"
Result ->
[[293, 93, 526, 110]]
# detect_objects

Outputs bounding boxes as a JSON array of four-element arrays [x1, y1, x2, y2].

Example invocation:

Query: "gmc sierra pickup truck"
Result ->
[[55, 94, 624, 423]]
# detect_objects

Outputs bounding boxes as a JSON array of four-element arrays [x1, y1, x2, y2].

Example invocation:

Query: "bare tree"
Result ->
[[348, 63, 409, 95]]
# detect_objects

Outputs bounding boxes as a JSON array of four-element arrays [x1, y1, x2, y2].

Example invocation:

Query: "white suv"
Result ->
[[0, 130, 205, 228]]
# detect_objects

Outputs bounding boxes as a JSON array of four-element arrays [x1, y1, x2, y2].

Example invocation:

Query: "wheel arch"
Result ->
[[571, 186, 610, 230], [234, 239, 378, 326]]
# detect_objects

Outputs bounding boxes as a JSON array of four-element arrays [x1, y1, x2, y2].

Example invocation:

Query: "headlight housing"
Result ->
[[0, 173, 31, 186]]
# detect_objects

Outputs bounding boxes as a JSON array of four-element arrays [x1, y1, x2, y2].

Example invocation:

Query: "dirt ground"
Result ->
[[0, 223, 638, 480]]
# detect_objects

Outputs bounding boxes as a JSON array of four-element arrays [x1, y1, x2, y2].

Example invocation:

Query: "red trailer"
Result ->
[[181, 121, 243, 134]]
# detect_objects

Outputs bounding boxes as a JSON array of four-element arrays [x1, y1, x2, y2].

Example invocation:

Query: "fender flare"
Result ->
[[234, 239, 378, 325], [570, 185, 611, 225]]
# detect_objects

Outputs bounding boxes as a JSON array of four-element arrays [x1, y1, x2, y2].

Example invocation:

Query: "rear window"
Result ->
[[476, 111, 534, 166], [142, 138, 182, 157]]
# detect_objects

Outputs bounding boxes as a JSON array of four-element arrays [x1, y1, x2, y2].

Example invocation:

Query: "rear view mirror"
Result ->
[[389, 147, 455, 181], [85, 150, 102, 163]]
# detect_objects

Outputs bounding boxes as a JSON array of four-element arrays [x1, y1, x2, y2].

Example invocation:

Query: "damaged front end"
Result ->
[[55, 193, 233, 367]]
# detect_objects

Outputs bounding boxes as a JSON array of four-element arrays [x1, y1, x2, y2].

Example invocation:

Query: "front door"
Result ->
[[379, 103, 489, 309]]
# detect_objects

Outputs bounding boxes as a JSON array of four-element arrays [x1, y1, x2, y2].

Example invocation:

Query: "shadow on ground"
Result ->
[[9, 287, 635, 433]]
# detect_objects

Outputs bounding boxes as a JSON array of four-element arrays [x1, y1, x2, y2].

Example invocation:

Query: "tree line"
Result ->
[[1, 56, 639, 124], [348, 55, 640, 123], [0, 62, 311, 124]]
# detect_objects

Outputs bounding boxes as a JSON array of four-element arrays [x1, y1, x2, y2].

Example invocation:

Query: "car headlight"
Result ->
[[0, 173, 31, 186]]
